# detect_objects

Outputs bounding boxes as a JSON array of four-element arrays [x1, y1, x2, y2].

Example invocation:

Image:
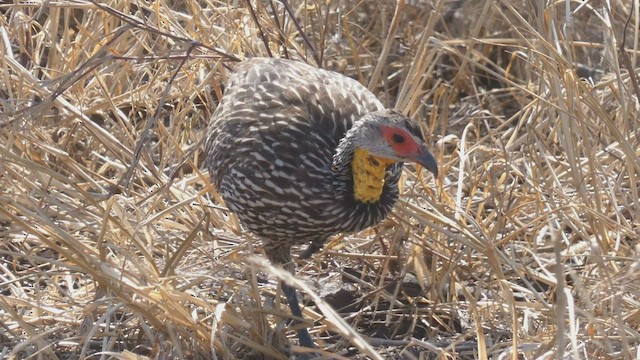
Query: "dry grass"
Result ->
[[1, 0, 639, 359]]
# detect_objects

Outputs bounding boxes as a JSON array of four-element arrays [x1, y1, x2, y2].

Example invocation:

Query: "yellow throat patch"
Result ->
[[351, 148, 395, 203]]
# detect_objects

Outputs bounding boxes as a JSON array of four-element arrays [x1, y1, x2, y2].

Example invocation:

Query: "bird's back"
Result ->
[[206, 58, 397, 243]]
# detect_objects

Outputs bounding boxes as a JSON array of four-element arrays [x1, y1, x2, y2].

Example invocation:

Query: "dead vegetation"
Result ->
[[1, 0, 639, 359]]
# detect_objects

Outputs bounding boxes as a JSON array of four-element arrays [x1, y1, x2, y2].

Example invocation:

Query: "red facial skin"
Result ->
[[380, 126, 423, 158]]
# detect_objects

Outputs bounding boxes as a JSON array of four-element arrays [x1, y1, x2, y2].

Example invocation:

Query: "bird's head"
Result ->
[[351, 110, 438, 178], [336, 109, 437, 204]]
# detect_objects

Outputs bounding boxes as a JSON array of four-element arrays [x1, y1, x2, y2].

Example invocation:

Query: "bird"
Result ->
[[205, 57, 438, 349]]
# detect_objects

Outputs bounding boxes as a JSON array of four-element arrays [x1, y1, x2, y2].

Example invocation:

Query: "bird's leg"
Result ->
[[266, 243, 316, 348], [281, 281, 315, 348], [299, 239, 326, 260]]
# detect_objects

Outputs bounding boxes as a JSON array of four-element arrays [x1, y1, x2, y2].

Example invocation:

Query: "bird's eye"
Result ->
[[392, 133, 405, 144]]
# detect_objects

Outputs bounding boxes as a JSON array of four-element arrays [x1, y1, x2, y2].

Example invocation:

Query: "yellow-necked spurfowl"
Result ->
[[206, 57, 438, 348]]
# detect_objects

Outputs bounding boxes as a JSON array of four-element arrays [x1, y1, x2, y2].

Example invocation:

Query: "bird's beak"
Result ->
[[412, 145, 438, 179]]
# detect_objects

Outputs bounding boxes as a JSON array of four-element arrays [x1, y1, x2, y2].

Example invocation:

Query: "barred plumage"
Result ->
[[206, 58, 438, 348]]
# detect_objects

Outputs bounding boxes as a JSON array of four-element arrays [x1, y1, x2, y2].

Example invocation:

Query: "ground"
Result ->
[[1, 1, 639, 359]]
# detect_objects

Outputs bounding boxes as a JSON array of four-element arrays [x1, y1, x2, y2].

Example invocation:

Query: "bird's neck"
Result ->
[[332, 123, 397, 204], [351, 148, 395, 203]]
